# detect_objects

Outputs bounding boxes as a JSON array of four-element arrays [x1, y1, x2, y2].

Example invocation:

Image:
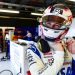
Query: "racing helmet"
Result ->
[[40, 3, 72, 41]]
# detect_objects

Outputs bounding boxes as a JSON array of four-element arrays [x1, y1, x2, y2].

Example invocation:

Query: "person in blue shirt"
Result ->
[[24, 30, 32, 41]]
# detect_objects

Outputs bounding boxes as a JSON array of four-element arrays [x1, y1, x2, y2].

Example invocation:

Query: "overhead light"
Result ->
[[31, 12, 43, 16], [0, 9, 19, 14], [68, 0, 75, 2], [0, 27, 15, 29]]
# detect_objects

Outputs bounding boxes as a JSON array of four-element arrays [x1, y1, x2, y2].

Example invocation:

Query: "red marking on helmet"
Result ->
[[68, 15, 72, 21], [48, 6, 51, 9], [40, 22, 42, 25], [64, 8, 68, 11]]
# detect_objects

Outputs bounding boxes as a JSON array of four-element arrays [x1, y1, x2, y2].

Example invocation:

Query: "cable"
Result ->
[[0, 57, 21, 75], [0, 57, 10, 62], [16, 67, 21, 75], [0, 69, 22, 75], [0, 69, 13, 75], [16, 72, 20, 75]]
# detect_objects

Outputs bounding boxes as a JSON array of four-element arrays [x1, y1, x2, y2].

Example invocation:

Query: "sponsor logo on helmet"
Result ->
[[50, 7, 63, 15]]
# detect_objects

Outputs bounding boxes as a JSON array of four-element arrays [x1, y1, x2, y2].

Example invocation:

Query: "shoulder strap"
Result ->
[[37, 37, 50, 53]]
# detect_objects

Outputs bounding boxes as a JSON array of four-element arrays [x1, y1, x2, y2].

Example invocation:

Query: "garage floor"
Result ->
[[0, 52, 19, 75]]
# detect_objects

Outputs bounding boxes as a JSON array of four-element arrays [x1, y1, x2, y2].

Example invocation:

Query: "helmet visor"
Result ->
[[42, 15, 66, 30]]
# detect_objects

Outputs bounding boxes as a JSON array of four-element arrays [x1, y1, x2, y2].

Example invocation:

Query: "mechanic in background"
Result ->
[[24, 30, 32, 41]]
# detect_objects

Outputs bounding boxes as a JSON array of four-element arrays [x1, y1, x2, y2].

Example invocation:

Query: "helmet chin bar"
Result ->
[[45, 28, 68, 42], [45, 36, 56, 42]]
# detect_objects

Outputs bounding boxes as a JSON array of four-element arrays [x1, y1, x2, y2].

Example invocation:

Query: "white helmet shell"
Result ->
[[40, 4, 72, 40], [42, 4, 72, 27]]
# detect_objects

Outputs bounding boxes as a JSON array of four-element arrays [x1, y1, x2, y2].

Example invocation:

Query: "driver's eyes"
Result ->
[[44, 21, 62, 29], [53, 25, 61, 29]]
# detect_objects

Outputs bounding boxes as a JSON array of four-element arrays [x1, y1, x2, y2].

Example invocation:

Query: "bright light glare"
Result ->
[[68, 0, 75, 2], [31, 12, 43, 16], [0, 27, 15, 29], [0, 9, 19, 13]]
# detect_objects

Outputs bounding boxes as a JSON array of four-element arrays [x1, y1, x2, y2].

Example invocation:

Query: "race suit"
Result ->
[[26, 39, 72, 75]]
